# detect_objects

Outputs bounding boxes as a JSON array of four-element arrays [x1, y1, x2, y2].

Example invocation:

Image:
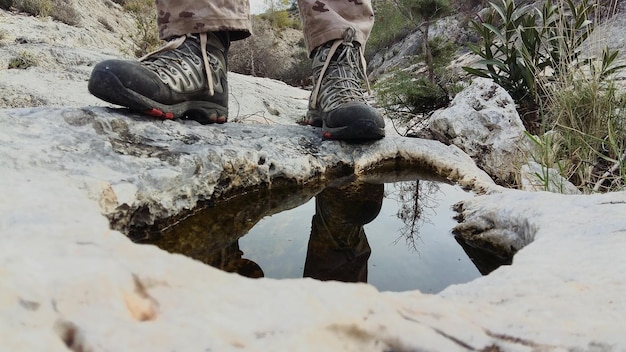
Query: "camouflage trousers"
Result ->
[[155, 0, 374, 54]]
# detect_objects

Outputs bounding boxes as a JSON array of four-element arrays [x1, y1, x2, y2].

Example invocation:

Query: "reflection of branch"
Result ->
[[389, 181, 441, 251], [397, 181, 421, 250]]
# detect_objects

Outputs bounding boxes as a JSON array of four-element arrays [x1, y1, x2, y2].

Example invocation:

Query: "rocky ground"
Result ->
[[0, 0, 138, 108]]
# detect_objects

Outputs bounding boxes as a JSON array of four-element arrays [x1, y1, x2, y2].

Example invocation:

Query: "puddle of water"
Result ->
[[238, 181, 478, 293], [136, 175, 510, 293]]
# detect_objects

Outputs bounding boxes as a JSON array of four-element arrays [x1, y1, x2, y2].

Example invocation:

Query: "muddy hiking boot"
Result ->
[[304, 28, 385, 141], [88, 32, 229, 124]]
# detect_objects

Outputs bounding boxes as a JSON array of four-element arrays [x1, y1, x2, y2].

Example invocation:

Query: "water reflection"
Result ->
[[388, 180, 440, 251], [134, 175, 512, 292], [454, 236, 513, 275], [303, 181, 383, 283], [205, 240, 265, 278]]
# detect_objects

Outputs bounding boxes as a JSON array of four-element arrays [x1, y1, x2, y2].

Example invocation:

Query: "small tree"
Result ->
[[374, 1, 458, 135], [264, 0, 289, 12], [396, 0, 452, 82]]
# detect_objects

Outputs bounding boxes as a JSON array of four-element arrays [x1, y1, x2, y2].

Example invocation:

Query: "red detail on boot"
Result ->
[[144, 108, 174, 119]]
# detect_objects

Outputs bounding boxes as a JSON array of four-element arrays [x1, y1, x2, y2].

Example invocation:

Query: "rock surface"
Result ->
[[0, 1, 136, 108], [2, 103, 626, 351], [428, 78, 532, 185], [2, 3, 626, 352], [0, 104, 493, 234]]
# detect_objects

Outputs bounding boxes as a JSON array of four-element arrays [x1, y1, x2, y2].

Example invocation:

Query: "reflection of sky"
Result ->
[[366, 183, 479, 293], [239, 200, 314, 278], [239, 181, 481, 293]]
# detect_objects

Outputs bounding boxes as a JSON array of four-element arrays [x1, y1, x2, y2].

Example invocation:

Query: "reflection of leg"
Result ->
[[140, 188, 306, 279], [303, 182, 383, 282]]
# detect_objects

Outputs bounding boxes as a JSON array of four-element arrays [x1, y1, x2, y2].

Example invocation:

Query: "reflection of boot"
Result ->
[[454, 236, 512, 275], [303, 182, 384, 282], [225, 257, 265, 279], [208, 241, 264, 279]]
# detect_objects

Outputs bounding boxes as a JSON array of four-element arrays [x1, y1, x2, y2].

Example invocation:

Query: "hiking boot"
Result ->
[[304, 28, 385, 141], [88, 32, 229, 124]]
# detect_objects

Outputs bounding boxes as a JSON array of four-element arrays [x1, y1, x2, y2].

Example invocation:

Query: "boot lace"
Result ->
[[139, 33, 222, 96], [310, 27, 371, 112]]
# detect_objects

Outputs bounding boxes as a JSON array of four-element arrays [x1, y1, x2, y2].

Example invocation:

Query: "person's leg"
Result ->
[[88, 0, 251, 124], [155, 0, 251, 41], [298, 0, 374, 55], [298, 0, 384, 141]]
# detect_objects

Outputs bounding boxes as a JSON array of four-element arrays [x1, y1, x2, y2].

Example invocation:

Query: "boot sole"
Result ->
[[88, 69, 228, 124], [322, 119, 385, 141]]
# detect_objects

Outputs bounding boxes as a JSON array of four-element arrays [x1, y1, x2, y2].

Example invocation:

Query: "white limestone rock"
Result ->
[[429, 78, 533, 185], [2, 115, 626, 350], [0, 105, 496, 234], [444, 189, 626, 350]]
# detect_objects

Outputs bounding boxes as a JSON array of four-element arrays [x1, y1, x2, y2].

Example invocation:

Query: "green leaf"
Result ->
[[490, 0, 507, 22], [482, 23, 507, 43], [462, 66, 491, 78]]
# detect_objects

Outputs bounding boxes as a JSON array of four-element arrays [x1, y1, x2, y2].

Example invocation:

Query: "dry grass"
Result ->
[[12, 0, 53, 16], [98, 16, 114, 32], [51, 0, 80, 26], [0, 0, 81, 26], [122, 0, 160, 57], [526, 0, 626, 193], [8, 51, 39, 69]]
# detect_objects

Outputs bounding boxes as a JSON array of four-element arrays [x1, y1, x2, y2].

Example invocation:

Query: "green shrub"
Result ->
[[466, 0, 626, 192], [397, 0, 453, 82], [424, 36, 458, 73], [462, 0, 619, 131], [0, 0, 13, 10], [8, 51, 39, 69], [374, 35, 459, 132], [259, 9, 300, 30], [375, 70, 450, 123], [539, 72, 626, 192]]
